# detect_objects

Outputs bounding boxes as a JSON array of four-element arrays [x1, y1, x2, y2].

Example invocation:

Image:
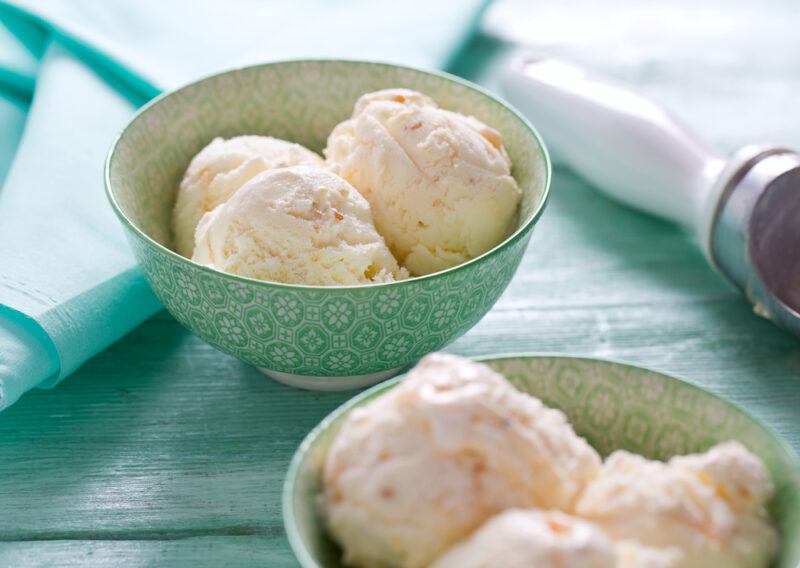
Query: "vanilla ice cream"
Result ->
[[669, 441, 774, 517], [431, 510, 681, 568], [322, 353, 601, 568], [430, 509, 616, 568], [325, 88, 522, 276], [172, 135, 323, 257], [575, 442, 778, 568], [192, 166, 407, 285]]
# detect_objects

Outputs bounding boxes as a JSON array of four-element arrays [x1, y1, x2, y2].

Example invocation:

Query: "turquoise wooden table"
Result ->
[[1, 3, 799, 566]]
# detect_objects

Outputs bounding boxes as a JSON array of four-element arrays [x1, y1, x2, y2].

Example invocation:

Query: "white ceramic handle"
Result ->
[[502, 57, 727, 231]]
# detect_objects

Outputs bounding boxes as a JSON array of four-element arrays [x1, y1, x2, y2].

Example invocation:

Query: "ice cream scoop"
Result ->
[[669, 441, 774, 517], [325, 88, 522, 276], [192, 166, 407, 286], [503, 57, 800, 338], [430, 509, 616, 568], [322, 353, 600, 568], [574, 442, 778, 567], [171, 135, 323, 257], [431, 509, 681, 568]]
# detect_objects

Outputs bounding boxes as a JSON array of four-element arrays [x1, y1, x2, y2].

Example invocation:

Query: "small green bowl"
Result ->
[[283, 354, 800, 567], [105, 60, 550, 390]]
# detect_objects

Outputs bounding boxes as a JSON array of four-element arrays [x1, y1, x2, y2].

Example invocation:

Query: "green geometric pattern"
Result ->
[[130, 234, 528, 376], [107, 60, 549, 378], [283, 355, 800, 568]]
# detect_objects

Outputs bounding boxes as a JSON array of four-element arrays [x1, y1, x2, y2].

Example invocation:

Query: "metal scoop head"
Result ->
[[712, 148, 800, 336]]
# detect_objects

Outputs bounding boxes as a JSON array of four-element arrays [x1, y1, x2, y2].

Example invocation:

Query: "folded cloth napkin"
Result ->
[[0, 0, 489, 410], [0, 19, 34, 185]]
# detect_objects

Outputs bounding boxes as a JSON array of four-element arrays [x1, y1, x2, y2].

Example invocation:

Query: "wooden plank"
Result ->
[[0, 536, 294, 568], [0, 314, 351, 538]]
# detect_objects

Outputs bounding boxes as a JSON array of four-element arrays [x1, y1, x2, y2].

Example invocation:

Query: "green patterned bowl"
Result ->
[[283, 354, 800, 567], [105, 60, 550, 390]]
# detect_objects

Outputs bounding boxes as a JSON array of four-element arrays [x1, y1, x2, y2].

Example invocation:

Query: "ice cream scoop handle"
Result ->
[[502, 57, 726, 229]]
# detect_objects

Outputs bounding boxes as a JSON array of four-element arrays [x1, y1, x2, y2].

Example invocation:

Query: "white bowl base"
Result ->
[[258, 366, 403, 391]]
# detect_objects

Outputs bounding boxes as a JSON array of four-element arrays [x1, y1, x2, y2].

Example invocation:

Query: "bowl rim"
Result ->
[[104, 58, 552, 291], [281, 352, 800, 568]]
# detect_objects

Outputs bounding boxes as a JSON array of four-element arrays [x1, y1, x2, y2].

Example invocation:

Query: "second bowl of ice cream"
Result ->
[[283, 354, 800, 567], [105, 60, 550, 390]]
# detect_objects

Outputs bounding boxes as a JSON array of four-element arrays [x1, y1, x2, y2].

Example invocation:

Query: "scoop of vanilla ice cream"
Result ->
[[323, 353, 601, 568], [574, 443, 778, 568], [172, 135, 323, 257], [325, 88, 522, 276], [430, 509, 617, 568], [192, 166, 407, 285], [669, 441, 773, 516]]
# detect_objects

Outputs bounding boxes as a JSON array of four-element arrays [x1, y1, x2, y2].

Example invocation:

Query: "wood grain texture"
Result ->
[[2, 3, 799, 565], [0, 537, 294, 567]]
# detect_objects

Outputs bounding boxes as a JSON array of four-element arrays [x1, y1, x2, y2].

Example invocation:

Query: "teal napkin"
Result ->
[[0, 21, 33, 185], [0, 0, 488, 410]]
